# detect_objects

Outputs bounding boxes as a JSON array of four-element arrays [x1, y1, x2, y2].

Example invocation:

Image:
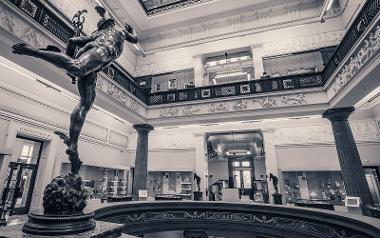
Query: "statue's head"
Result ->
[[95, 5, 115, 30], [97, 18, 115, 30]]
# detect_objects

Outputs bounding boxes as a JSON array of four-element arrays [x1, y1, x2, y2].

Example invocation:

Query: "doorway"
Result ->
[[1, 136, 43, 215], [231, 159, 254, 197], [206, 130, 265, 201], [364, 167, 380, 204]]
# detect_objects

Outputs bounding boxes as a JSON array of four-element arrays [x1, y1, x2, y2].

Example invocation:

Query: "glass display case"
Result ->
[[61, 163, 129, 199], [282, 171, 346, 205], [147, 171, 192, 199]]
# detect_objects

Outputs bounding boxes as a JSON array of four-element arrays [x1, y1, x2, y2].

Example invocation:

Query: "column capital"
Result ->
[[322, 107, 355, 122], [133, 124, 154, 134]]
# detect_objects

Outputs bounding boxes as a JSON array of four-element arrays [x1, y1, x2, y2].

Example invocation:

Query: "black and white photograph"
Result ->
[[0, 0, 379, 237]]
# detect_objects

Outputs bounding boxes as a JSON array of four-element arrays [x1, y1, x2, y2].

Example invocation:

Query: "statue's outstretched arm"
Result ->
[[125, 29, 139, 44]]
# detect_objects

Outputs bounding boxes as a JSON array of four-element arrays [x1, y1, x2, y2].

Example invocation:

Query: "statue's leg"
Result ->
[[67, 72, 97, 156], [12, 43, 85, 76]]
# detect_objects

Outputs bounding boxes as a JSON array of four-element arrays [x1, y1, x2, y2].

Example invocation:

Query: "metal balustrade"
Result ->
[[323, 0, 380, 82], [5, 0, 380, 106], [148, 73, 323, 105]]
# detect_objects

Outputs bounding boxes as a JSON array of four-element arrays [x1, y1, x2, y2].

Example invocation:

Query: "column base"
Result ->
[[22, 211, 95, 236]]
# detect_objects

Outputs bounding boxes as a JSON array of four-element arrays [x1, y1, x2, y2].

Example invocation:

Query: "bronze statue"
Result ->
[[194, 173, 201, 192], [12, 10, 138, 175], [269, 173, 279, 193], [12, 7, 138, 215]]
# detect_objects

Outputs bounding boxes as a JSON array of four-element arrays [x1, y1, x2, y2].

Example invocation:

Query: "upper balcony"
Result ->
[[0, 0, 379, 126]]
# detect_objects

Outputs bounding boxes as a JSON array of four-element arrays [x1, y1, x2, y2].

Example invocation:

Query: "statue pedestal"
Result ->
[[193, 191, 203, 201], [272, 193, 283, 205], [22, 211, 96, 236]]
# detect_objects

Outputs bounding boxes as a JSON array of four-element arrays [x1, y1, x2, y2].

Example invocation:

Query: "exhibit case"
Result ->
[[147, 171, 193, 199], [61, 163, 130, 199], [282, 171, 346, 205]]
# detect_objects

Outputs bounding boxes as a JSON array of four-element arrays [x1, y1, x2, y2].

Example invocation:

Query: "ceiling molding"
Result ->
[[137, 0, 215, 16]]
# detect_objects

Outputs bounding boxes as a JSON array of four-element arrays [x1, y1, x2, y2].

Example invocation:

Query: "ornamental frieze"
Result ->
[[281, 94, 307, 105], [159, 107, 179, 118], [157, 93, 309, 118], [0, 3, 54, 49], [182, 105, 200, 115], [252, 96, 278, 109], [96, 73, 145, 116], [331, 25, 380, 94], [209, 102, 229, 112]]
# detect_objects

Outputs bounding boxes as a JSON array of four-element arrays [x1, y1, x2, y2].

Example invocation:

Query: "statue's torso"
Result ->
[[94, 27, 125, 60]]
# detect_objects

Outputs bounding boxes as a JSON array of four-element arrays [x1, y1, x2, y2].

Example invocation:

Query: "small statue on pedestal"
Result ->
[[193, 173, 203, 201], [269, 173, 279, 193], [194, 173, 201, 192], [269, 173, 282, 205]]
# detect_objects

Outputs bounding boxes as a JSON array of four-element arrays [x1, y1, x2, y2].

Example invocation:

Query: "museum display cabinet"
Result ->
[[61, 163, 130, 199], [147, 171, 193, 199], [282, 171, 346, 206]]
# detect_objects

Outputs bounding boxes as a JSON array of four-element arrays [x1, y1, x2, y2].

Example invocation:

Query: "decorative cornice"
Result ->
[[139, 0, 214, 16]]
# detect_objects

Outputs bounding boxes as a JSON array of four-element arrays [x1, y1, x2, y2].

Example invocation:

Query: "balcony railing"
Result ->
[[148, 72, 323, 105], [323, 0, 380, 82], [5, 0, 380, 106]]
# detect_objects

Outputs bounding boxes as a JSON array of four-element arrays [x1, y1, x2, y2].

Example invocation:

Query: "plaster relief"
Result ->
[[209, 102, 229, 112], [233, 99, 248, 111], [182, 105, 200, 115], [331, 25, 380, 94], [160, 107, 179, 118], [252, 96, 277, 109], [0, 4, 49, 48], [281, 94, 307, 105]]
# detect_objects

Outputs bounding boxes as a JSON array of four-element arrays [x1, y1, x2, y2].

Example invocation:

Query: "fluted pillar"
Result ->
[[132, 124, 153, 199], [323, 107, 373, 207]]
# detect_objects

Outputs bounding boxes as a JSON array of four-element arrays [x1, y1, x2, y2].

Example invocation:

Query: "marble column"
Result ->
[[132, 124, 153, 199], [227, 158, 234, 188], [250, 43, 264, 79], [192, 55, 206, 87], [323, 107, 373, 207], [194, 133, 208, 199], [261, 129, 283, 204]]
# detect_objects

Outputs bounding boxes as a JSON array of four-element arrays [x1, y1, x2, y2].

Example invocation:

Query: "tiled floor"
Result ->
[[5, 215, 27, 226]]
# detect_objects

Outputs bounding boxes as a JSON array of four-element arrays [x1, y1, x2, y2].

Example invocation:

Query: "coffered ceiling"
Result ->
[[137, 0, 215, 16], [102, 0, 318, 33]]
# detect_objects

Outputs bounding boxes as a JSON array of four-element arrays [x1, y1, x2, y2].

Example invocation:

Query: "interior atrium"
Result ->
[[0, 0, 379, 237]]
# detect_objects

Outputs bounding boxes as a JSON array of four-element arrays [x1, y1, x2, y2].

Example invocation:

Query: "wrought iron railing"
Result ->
[[148, 72, 323, 105], [323, 0, 380, 82], [5, 0, 380, 106]]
